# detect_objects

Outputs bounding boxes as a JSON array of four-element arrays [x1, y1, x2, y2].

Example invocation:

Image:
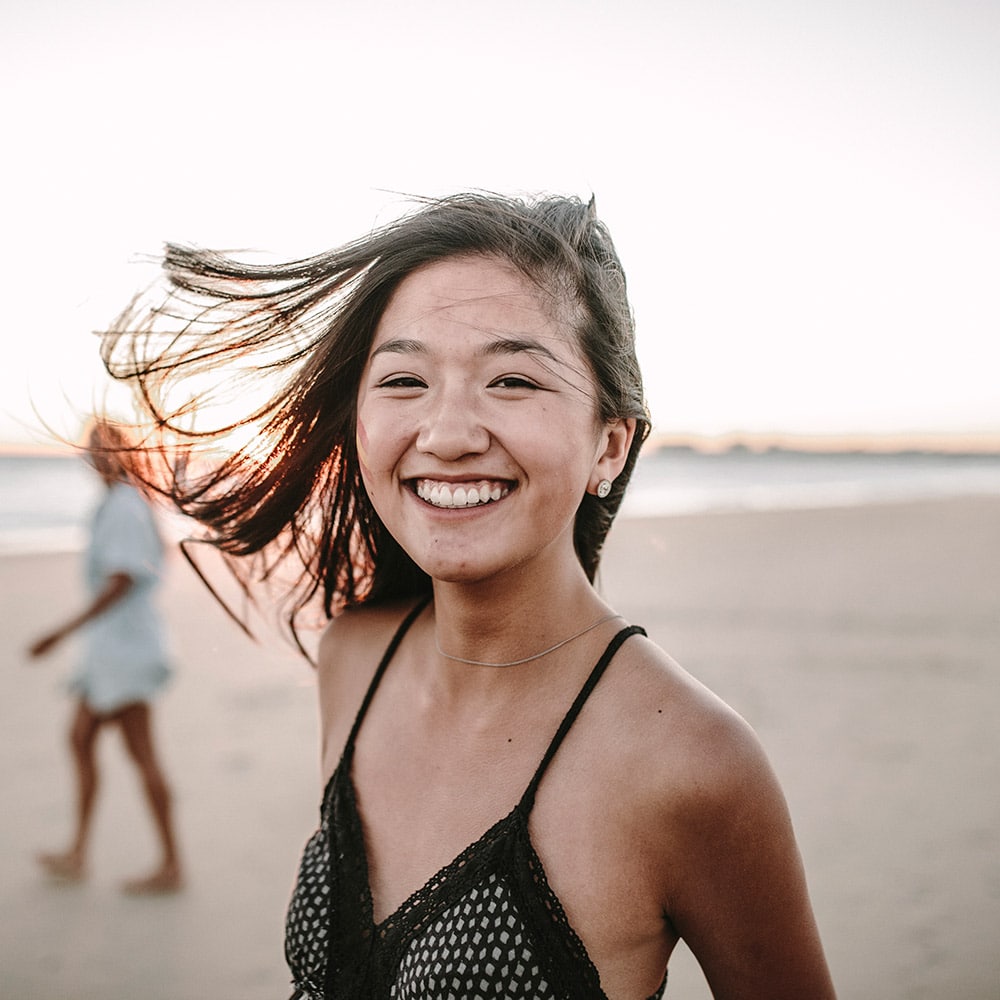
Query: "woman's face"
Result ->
[[87, 428, 124, 484], [356, 254, 629, 587]]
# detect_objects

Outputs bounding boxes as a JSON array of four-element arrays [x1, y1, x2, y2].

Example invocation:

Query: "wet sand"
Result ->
[[3, 497, 998, 998]]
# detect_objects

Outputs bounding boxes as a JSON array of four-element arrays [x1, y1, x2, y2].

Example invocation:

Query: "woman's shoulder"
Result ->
[[315, 598, 426, 773], [602, 632, 778, 814], [318, 598, 425, 666], [585, 633, 796, 915], [105, 479, 148, 506], [604, 635, 835, 995]]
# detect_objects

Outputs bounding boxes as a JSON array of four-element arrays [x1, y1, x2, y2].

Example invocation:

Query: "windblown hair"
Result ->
[[100, 192, 650, 647]]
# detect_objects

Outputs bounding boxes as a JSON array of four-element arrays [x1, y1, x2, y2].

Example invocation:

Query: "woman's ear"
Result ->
[[590, 418, 636, 495]]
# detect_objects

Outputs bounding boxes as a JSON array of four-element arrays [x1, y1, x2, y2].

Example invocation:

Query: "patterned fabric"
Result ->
[[392, 875, 557, 998], [285, 606, 661, 999]]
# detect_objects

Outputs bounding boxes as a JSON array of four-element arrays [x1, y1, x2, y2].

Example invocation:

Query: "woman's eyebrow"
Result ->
[[370, 335, 561, 363], [369, 338, 425, 359], [478, 336, 560, 363]]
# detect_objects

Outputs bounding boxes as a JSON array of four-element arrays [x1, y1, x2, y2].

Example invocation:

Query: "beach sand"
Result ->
[[2, 498, 998, 999]]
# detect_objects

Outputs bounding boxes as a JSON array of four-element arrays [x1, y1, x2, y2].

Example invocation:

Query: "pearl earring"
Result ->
[[596, 479, 612, 499]]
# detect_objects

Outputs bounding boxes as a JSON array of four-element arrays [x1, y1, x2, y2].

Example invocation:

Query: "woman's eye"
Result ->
[[378, 375, 426, 389], [490, 375, 539, 390]]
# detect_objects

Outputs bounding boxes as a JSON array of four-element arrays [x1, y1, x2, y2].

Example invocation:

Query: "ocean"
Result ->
[[3, 448, 1000, 556], [620, 446, 1000, 518]]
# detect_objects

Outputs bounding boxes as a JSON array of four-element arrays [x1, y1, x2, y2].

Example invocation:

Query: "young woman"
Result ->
[[29, 420, 183, 894], [100, 194, 835, 997]]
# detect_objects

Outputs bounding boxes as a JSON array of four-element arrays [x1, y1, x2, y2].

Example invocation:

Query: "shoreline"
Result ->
[[5, 491, 1000, 561]]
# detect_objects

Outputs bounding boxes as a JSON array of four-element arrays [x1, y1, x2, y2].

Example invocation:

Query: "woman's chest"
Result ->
[[350, 732, 673, 998], [352, 723, 545, 923]]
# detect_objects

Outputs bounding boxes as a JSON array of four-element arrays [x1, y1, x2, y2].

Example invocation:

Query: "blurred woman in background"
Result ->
[[29, 420, 182, 895]]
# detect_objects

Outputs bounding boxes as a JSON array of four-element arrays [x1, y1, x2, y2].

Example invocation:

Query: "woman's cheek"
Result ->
[[356, 416, 374, 483]]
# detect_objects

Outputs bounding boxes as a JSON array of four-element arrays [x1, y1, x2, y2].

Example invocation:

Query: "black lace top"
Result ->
[[285, 603, 664, 999]]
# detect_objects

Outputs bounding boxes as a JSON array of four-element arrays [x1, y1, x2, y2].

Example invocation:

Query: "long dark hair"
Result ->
[[101, 192, 650, 646]]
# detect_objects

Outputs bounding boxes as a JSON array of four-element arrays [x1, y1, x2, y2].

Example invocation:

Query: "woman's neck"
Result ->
[[430, 563, 611, 674]]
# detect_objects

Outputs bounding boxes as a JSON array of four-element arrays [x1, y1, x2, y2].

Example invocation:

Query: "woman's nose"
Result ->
[[415, 385, 490, 460]]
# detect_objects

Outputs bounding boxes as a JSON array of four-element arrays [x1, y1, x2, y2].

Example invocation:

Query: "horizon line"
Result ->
[[3, 429, 1000, 458], [645, 430, 1000, 455]]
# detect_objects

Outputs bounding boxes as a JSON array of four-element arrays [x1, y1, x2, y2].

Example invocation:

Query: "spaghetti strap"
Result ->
[[343, 597, 431, 753], [520, 624, 646, 812]]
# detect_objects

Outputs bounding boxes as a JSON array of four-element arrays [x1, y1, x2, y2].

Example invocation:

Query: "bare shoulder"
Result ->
[[606, 634, 836, 997], [613, 633, 792, 870], [317, 599, 422, 673], [315, 599, 425, 777], [606, 632, 770, 798]]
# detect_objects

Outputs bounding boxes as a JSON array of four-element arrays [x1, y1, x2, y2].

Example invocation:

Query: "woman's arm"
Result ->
[[665, 708, 836, 999], [28, 572, 133, 658]]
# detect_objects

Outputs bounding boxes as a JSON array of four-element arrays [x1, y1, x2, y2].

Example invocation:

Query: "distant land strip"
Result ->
[[644, 431, 1000, 456]]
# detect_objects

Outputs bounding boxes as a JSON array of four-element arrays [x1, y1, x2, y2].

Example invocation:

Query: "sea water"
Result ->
[[2, 454, 103, 555], [3, 448, 1000, 556], [620, 446, 1000, 518]]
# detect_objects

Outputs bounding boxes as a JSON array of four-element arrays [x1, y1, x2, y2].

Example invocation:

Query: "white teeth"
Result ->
[[415, 479, 509, 509]]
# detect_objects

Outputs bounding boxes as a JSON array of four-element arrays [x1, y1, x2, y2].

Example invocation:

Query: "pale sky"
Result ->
[[2, 0, 998, 447]]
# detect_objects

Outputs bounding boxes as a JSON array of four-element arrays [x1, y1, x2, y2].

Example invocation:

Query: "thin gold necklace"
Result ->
[[434, 612, 622, 668]]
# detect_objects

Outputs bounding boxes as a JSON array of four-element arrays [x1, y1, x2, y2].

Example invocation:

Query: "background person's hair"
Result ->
[[82, 416, 161, 493], [101, 192, 650, 649]]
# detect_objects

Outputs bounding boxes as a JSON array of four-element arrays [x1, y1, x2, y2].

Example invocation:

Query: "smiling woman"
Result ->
[[355, 255, 630, 590], [98, 192, 835, 1000]]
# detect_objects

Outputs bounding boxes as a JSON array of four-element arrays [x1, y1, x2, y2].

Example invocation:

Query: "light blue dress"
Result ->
[[69, 481, 172, 713]]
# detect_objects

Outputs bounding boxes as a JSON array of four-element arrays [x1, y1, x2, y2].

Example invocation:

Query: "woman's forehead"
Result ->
[[373, 255, 577, 348]]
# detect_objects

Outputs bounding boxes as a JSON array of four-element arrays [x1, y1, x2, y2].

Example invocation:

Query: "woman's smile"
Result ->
[[413, 478, 512, 509]]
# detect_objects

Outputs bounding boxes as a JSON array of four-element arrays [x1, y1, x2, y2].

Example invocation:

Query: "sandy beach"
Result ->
[[3, 497, 998, 999]]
